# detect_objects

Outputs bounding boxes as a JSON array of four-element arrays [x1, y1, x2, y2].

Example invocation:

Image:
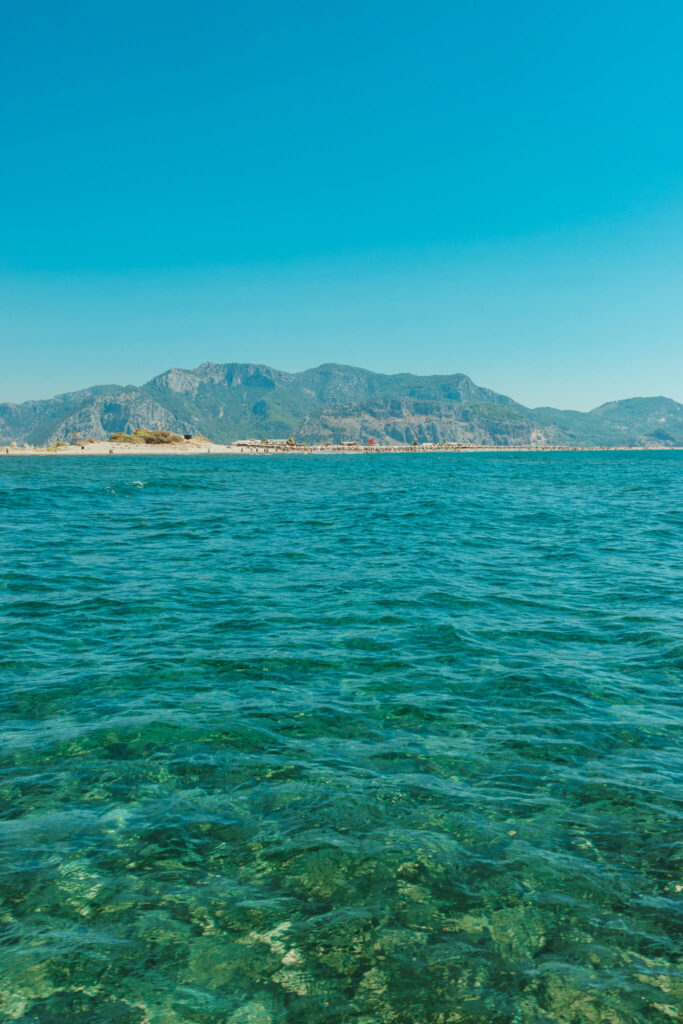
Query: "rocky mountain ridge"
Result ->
[[1, 361, 682, 447]]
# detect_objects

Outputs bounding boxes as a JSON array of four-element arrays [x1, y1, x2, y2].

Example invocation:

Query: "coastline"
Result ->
[[2, 441, 681, 456]]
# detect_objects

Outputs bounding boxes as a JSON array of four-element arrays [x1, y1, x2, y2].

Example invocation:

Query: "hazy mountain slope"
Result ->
[[142, 362, 530, 444], [298, 399, 571, 445], [294, 364, 521, 407], [0, 385, 124, 446], [591, 397, 683, 444], [533, 396, 683, 446], [52, 388, 194, 443], [1, 363, 681, 446], [143, 363, 310, 442]]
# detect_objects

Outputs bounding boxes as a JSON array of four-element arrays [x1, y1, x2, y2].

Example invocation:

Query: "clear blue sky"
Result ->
[[2, 0, 682, 408]]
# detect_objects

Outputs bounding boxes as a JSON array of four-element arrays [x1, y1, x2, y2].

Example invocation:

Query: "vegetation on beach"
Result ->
[[109, 429, 186, 445]]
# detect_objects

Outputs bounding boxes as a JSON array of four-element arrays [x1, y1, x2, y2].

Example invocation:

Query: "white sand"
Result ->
[[2, 440, 678, 456]]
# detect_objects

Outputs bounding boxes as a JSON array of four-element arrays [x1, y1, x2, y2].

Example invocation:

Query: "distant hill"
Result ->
[[1, 362, 682, 447]]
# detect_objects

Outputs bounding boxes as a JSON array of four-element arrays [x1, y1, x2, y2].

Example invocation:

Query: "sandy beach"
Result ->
[[2, 440, 680, 456]]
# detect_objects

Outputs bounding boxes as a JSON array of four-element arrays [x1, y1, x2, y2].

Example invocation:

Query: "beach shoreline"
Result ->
[[2, 441, 681, 456]]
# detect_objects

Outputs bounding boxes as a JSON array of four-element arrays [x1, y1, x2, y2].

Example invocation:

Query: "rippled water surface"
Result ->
[[1, 452, 682, 1023]]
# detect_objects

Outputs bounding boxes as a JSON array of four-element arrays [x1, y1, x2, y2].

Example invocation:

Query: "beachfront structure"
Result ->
[[233, 438, 292, 449]]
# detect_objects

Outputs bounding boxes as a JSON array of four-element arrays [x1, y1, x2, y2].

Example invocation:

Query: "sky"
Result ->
[[1, 0, 683, 408]]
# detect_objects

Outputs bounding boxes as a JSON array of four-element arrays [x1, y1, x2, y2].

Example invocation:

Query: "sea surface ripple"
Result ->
[[1, 452, 682, 1023]]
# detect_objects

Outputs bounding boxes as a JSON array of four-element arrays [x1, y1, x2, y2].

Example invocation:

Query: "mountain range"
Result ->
[[2, 362, 682, 447]]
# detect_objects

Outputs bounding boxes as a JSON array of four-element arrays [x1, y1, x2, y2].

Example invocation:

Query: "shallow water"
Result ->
[[1, 452, 682, 1023]]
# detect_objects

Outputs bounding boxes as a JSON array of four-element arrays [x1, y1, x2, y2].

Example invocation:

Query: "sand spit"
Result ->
[[2, 439, 681, 456]]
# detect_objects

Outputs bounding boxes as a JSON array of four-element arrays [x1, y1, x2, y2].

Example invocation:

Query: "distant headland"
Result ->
[[2, 362, 682, 449]]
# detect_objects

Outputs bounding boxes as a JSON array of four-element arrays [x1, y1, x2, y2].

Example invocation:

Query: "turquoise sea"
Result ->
[[1, 452, 682, 1024]]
